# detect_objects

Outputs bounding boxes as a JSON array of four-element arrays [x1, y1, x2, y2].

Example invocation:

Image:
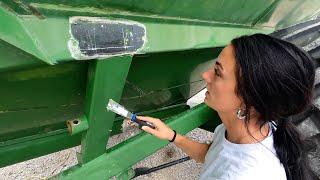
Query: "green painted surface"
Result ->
[[0, 39, 44, 72], [115, 168, 135, 180], [1, 0, 319, 65], [80, 56, 132, 164], [121, 48, 221, 112], [0, 103, 189, 168], [55, 103, 220, 179], [0, 48, 216, 143], [0, 1, 274, 65], [3, 0, 320, 28], [1, 0, 320, 177], [0, 61, 87, 142], [0, 129, 82, 168]]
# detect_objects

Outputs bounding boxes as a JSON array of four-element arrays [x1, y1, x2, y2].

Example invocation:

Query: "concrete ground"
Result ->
[[1, 69, 320, 179]]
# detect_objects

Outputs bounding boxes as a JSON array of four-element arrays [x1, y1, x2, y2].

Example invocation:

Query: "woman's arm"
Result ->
[[137, 116, 211, 163], [174, 134, 210, 163]]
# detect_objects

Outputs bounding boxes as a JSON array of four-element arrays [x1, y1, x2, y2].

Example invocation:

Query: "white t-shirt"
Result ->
[[200, 123, 286, 180]]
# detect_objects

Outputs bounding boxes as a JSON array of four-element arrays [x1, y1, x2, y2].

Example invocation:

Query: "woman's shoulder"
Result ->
[[213, 123, 225, 135], [228, 166, 286, 180], [210, 124, 226, 144], [201, 160, 286, 180]]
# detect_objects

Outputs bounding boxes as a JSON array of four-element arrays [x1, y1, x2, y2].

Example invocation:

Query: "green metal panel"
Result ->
[[55, 103, 220, 179], [3, 0, 278, 24], [0, 61, 87, 142], [1, 0, 319, 65], [80, 56, 132, 163], [0, 129, 81, 168], [0, 2, 49, 63], [0, 47, 217, 143], [121, 48, 221, 112], [0, 1, 276, 65], [0, 103, 188, 168], [0, 39, 44, 72], [0, 10, 273, 65], [3, 0, 318, 27], [0, 0, 320, 64]]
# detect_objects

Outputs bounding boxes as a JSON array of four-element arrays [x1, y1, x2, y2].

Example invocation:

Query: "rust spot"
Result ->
[[163, 147, 176, 161], [7, 0, 45, 19], [27, 4, 45, 19]]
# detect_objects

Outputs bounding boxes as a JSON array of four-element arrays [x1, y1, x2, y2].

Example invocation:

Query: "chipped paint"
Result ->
[[68, 17, 147, 60]]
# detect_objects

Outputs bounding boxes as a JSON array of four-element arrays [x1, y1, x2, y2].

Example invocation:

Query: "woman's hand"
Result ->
[[137, 116, 175, 141], [134, 116, 210, 163]]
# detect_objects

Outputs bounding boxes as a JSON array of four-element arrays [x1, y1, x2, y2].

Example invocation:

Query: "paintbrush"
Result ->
[[107, 99, 155, 129]]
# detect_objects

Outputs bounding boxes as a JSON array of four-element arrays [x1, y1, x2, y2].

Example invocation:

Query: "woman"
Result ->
[[136, 34, 316, 180]]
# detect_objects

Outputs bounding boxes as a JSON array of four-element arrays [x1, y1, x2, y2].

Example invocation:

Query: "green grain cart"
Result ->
[[1, 0, 320, 179]]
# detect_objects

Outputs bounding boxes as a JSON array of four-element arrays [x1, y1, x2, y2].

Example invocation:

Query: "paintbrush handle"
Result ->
[[136, 119, 156, 129], [131, 114, 156, 129]]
